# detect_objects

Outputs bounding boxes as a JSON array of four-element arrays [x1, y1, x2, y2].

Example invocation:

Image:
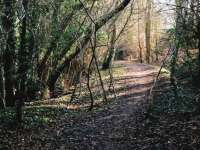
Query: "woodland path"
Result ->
[[52, 61, 159, 150], [3, 61, 200, 149]]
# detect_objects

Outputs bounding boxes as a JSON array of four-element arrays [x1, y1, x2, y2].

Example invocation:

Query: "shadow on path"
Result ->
[[54, 61, 161, 150]]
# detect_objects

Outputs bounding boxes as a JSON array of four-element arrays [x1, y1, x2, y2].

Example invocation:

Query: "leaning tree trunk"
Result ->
[[2, 0, 16, 106], [102, 23, 117, 70], [47, 0, 132, 91], [38, 3, 84, 80]]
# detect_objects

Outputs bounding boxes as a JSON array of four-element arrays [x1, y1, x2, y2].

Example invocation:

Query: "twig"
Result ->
[[90, 29, 108, 104], [108, 67, 117, 100], [81, 1, 108, 106], [87, 53, 95, 111]]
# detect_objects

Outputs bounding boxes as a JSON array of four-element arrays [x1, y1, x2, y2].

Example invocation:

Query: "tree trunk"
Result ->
[[198, 31, 200, 83], [0, 66, 6, 109], [170, 46, 179, 99], [137, 1, 143, 63], [41, 86, 50, 100], [170, 0, 182, 99], [197, 1, 200, 83], [2, 0, 16, 106], [0, 5, 6, 109], [102, 23, 116, 70], [145, 0, 151, 64], [18, 0, 28, 93]]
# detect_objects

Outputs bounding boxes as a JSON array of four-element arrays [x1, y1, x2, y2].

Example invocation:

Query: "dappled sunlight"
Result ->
[[1, 0, 200, 148], [25, 61, 159, 115]]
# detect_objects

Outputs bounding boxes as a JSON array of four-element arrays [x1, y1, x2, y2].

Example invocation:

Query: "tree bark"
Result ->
[[102, 23, 117, 70], [197, 1, 200, 82], [18, 0, 28, 93], [145, 0, 151, 64], [0, 66, 6, 109], [137, 1, 143, 63], [0, 4, 6, 109], [2, 0, 16, 106], [170, 0, 182, 99]]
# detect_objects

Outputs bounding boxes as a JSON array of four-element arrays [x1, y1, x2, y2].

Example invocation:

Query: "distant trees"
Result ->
[[120, 0, 162, 64]]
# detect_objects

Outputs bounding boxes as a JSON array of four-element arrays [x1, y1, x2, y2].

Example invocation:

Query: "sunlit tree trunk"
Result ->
[[137, 1, 143, 63], [145, 0, 152, 64]]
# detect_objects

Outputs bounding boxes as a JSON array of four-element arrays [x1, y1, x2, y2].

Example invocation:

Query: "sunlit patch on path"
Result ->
[[54, 61, 159, 150]]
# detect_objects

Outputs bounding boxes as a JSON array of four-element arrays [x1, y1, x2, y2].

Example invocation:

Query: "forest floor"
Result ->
[[1, 61, 200, 150]]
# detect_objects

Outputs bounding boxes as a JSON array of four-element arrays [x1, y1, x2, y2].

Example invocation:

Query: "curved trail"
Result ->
[[3, 61, 199, 149], [55, 61, 159, 150]]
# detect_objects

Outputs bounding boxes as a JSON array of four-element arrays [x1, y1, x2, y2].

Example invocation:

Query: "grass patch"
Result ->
[[100, 64, 126, 80]]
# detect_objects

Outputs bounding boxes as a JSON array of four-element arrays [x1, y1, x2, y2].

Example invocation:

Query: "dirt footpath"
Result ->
[[53, 61, 158, 150]]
